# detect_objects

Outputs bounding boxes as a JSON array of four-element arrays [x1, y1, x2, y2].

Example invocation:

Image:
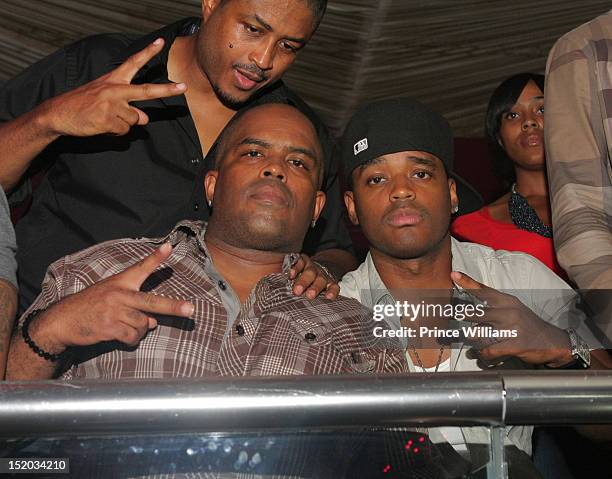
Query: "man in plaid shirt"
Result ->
[[545, 11, 612, 344], [6, 103, 406, 380]]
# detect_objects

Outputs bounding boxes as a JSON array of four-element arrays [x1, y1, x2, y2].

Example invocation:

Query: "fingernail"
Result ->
[[451, 271, 462, 281], [182, 303, 195, 316], [294, 285, 304, 295], [159, 242, 171, 253], [175, 83, 186, 90], [307, 289, 316, 299], [153, 38, 163, 46]]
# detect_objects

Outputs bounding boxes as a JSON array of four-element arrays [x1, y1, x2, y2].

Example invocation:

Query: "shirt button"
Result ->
[[218, 281, 227, 291], [305, 332, 317, 342], [193, 202, 199, 211], [236, 324, 245, 336]]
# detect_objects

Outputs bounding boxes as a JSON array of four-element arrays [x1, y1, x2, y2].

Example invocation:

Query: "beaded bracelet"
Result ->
[[22, 309, 63, 362]]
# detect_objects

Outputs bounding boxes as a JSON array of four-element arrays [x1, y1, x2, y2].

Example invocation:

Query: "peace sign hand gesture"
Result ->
[[43, 38, 186, 138], [451, 271, 573, 366], [31, 243, 195, 354]]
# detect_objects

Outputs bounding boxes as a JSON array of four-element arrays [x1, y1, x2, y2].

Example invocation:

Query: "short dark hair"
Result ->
[[306, 0, 328, 26], [222, 0, 327, 26], [484, 73, 545, 188]]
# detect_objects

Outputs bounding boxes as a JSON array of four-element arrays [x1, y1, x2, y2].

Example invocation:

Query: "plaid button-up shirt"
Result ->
[[545, 10, 612, 292], [21, 220, 406, 379]]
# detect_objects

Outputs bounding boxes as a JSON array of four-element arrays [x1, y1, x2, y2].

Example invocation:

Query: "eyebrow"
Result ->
[[288, 146, 318, 163], [406, 156, 438, 168], [507, 96, 545, 111], [239, 137, 272, 149], [359, 156, 385, 169], [359, 155, 438, 169], [253, 14, 306, 45], [238, 137, 319, 163]]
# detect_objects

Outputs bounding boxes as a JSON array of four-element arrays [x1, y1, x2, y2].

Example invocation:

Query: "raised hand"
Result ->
[[451, 271, 572, 366], [43, 38, 186, 138], [33, 243, 194, 353]]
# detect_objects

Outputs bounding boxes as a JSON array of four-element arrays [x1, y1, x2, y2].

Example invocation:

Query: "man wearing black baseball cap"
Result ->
[[338, 98, 606, 461]]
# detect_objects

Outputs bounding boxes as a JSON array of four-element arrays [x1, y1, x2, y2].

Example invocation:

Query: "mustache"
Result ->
[[248, 178, 292, 202], [383, 203, 429, 219], [233, 62, 268, 82]]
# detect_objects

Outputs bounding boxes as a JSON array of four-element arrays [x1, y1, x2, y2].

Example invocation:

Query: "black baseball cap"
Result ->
[[341, 97, 483, 215]]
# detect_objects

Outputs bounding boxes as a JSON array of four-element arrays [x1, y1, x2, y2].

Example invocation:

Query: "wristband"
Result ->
[[22, 309, 64, 362]]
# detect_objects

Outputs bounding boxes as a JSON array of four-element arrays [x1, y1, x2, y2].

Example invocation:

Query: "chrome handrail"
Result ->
[[0, 371, 610, 438]]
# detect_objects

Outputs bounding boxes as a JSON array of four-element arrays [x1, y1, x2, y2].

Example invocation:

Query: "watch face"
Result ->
[[569, 329, 591, 367]]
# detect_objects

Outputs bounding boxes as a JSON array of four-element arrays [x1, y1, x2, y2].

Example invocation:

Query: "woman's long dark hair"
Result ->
[[485, 73, 545, 189]]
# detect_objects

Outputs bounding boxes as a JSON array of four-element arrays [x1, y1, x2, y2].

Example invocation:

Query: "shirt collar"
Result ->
[[153, 219, 299, 271], [364, 252, 392, 307], [108, 17, 202, 81], [449, 236, 468, 273], [151, 218, 208, 250], [365, 236, 468, 307]]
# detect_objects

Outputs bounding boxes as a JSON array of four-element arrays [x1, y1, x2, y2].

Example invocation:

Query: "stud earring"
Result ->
[[311, 219, 317, 228], [452, 205, 459, 214], [208, 200, 212, 208]]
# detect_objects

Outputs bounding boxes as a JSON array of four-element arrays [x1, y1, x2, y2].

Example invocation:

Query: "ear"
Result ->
[[202, 0, 223, 22], [344, 191, 359, 226], [496, 134, 504, 149], [311, 191, 326, 223], [204, 170, 219, 205], [448, 178, 458, 214]]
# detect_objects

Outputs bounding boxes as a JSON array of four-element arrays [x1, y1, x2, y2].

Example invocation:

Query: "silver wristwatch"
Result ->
[[565, 328, 591, 369]]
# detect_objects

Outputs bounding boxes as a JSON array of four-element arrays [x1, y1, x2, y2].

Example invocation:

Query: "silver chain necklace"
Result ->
[[409, 344, 446, 373]]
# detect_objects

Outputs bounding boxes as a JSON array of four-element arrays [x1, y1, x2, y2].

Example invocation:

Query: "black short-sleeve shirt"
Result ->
[[0, 18, 352, 312]]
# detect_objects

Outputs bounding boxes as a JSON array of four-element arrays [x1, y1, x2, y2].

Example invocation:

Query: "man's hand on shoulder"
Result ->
[[38, 38, 187, 139], [289, 253, 340, 300], [25, 243, 194, 355]]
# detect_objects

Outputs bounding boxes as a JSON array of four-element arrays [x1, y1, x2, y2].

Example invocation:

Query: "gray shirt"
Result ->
[[0, 187, 17, 288], [340, 237, 601, 455]]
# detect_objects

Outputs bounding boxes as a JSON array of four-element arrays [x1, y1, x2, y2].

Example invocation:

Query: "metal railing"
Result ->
[[1, 371, 611, 438]]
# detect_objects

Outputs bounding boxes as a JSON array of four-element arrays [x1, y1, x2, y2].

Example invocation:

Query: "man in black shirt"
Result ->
[[0, 0, 356, 312]]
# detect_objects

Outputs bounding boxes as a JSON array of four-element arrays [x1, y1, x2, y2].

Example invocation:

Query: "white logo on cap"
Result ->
[[354, 138, 368, 155]]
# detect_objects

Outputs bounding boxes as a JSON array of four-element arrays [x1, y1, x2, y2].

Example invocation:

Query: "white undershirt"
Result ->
[[410, 356, 468, 453]]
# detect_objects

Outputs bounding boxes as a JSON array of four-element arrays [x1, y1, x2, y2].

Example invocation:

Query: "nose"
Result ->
[[522, 116, 539, 131], [390, 177, 415, 202], [261, 160, 286, 182], [249, 39, 275, 71]]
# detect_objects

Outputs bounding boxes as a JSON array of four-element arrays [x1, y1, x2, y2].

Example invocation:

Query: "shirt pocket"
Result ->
[[286, 314, 334, 347], [287, 315, 379, 373]]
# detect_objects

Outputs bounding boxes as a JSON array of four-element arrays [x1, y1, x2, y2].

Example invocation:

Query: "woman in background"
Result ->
[[451, 73, 566, 279]]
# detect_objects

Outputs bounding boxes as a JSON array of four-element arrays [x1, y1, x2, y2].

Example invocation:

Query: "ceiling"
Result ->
[[0, 0, 610, 137]]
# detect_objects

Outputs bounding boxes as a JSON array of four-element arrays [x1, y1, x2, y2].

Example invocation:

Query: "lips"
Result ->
[[384, 207, 423, 227], [234, 68, 263, 91], [249, 183, 290, 207], [520, 133, 543, 148]]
